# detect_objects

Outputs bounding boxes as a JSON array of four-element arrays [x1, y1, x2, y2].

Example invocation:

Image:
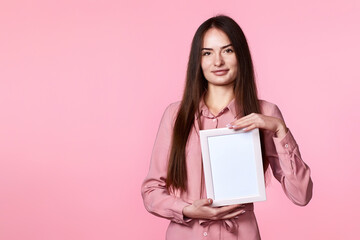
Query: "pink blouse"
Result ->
[[141, 99, 313, 240]]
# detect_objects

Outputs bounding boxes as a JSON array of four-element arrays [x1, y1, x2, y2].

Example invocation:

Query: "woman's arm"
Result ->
[[141, 103, 191, 225], [228, 102, 313, 206]]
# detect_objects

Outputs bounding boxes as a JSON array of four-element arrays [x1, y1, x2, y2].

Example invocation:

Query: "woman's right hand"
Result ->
[[182, 198, 246, 220]]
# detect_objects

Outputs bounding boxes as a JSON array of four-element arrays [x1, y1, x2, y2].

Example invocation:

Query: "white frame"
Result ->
[[199, 128, 266, 207]]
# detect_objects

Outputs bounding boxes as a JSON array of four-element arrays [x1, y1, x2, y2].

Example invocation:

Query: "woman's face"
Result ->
[[201, 28, 238, 88]]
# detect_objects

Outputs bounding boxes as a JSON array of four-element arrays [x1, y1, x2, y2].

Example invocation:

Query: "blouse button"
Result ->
[[285, 144, 289, 148], [203, 232, 208, 236], [212, 119, 216, 122]]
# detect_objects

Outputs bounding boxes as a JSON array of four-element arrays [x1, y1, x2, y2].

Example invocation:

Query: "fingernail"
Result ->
[[240, 210, 246, 214], [226, 123, 231, 127], [242, 127, 247, 131], [208, 198, 212, 204], [240, 204, 246, 207]]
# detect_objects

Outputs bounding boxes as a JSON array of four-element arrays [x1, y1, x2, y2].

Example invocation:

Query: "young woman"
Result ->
[[141, 15, 313, 240]]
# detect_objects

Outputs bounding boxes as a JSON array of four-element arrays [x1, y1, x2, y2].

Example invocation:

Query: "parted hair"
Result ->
[[166, 15, 268, 193]]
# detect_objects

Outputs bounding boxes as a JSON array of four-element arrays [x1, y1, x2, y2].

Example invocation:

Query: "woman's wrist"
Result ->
[[182, 205, 191, 218], [274, 122, 287, 139]]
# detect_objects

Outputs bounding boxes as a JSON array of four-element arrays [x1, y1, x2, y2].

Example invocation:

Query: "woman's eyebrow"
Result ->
[[201, 44, 233, 51]]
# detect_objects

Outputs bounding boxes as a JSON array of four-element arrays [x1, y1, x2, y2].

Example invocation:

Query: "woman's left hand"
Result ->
[[227, 113, 288, 139]]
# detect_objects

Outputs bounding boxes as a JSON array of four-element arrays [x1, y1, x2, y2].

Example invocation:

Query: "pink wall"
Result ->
[[1, 0, 359, 239]]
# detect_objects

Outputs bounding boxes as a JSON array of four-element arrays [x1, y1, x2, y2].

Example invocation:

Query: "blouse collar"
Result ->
[[196, 96, 238, 119]]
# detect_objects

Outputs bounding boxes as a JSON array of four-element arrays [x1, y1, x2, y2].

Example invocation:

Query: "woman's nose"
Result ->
[[214, 53, 224, 66]]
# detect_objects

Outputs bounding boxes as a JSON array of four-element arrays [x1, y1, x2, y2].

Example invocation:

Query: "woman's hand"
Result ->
[[227, 113, 288, 138], [182, 198, 246, 220]]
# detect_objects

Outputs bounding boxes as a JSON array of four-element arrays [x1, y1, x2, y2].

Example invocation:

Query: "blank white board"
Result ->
[[199, 128, 266, 207]]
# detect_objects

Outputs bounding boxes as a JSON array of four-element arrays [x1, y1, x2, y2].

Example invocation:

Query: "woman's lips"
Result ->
[[212, 69, 229, 76]]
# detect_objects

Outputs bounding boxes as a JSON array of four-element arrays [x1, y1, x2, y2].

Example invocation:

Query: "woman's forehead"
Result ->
[[202, 28, 231, 48]]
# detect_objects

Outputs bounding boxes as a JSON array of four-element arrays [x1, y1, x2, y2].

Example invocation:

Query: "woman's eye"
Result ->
[[225, 48, 234, 53], [202, 51, 211, 56]]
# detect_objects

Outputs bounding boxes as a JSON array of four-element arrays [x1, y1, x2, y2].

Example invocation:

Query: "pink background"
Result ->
[[1, 0, 359, 239]]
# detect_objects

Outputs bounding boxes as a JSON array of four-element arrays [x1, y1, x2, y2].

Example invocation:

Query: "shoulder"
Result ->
[[259, 99, 277, 112], [259, 99, 283, 118], [161, 101, 181, 124], [166, 101, 181, 112], [164, 101, 181, 115]]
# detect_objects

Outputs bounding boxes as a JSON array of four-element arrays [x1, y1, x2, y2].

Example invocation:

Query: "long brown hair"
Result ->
[[166, 15, 269, 192]]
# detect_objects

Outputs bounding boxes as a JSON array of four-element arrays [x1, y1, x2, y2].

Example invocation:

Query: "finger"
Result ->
[[227, 119, 252, 129], [229, 114, 259, 129], [205, 198, 213, 206], [242, 124, 257, 132], [232, 115, 267, 130], [197, 198, 213, 207], [213, 204, 245, 217], [231, 122, 252, 130], [231, 120, 256, 130], [220, 209, 246, 220]]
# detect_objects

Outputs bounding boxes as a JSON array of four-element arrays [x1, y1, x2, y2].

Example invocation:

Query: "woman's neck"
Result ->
[[204, 84, 235, 116]]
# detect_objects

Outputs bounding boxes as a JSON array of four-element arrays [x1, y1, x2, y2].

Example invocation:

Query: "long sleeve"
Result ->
[[263, 103, 313, 206], [141, 103, 191, 225]]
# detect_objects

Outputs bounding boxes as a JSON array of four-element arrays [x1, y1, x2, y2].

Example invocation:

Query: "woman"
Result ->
[[141, 15, 313, 240]]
